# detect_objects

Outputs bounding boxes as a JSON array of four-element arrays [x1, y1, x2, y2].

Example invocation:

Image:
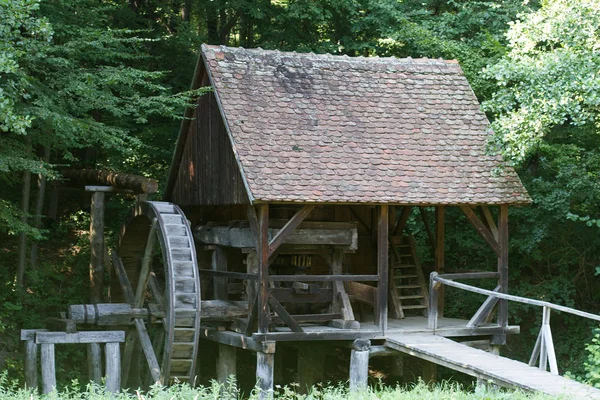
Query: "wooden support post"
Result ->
[[105, 342, 121, 393], [497, 205, 509, 329], [422, 361, 437, 384], [87, 343, 102, 384], [21, 329, 47, 390], [217, 344, 237, 384], [349, 339, 370, 392], [90, 191, 106, 304], [330, 249, 355, 321], [40, 343, 56, 394], [428, 273, 439, 330], [298, 344, 326, 393], [375, 205, 388, 332], [257, 204, 270, 334], [212, 246, 228, 300], [256, 344, 275, 399], [435, 206, 445, 317]]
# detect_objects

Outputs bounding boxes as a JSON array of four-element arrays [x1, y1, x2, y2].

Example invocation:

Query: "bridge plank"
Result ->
[[385, 332, 600, 398]]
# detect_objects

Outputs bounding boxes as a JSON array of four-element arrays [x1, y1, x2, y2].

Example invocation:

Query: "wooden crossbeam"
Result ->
[[460, 206, 500, 257], [268, 205, 315, 256], [268, 295, 303, 333], [467, 285, 500, 328], [419, 208, 436, 253], [480, 206, 499, 241]]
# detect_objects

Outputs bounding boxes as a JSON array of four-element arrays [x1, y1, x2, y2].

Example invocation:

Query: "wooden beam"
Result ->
[[420, 207, 436, 254], [435, 206, 445, 317], [375, 205, 389, 332], [247, 206, 260, 252], [268, 205, 315, 256], [349, 206, 371, 233], [481, 206, 499, 241], [498, 205, 509, 328], [257, 204, 270, 334], [268, 295, 303, 333], [466, 285, 501, 328], [393, 206, 411, 236], [460, 206, 501, 257], [135, 218, 158, 307], [90, 191, 105, 304]]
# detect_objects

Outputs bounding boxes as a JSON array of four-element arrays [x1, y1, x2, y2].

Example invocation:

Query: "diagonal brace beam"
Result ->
[[460, 206, 500, 257], [268, 205, 315, 256]]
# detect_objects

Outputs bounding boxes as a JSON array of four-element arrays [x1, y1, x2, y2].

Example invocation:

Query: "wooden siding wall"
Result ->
[[172, 72, 248, 206]]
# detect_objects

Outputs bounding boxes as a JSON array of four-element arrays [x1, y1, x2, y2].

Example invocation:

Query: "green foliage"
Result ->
[[0, 376, 555, 400], [583, 330, 600, 388], [484, 0, 600, 162]]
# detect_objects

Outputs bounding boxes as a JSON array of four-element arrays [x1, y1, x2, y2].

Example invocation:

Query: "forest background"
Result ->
[[1, 0, 600, 389]]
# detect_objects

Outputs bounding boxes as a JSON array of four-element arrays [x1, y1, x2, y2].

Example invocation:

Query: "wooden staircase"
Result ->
[[388, 236, 429, 319]]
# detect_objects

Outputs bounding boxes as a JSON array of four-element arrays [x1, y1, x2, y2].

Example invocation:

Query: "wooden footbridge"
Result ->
[[385, 333, 600, 398]]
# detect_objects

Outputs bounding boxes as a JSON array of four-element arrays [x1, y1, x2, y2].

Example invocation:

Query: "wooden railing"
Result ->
[[428, 271, 600, 375]]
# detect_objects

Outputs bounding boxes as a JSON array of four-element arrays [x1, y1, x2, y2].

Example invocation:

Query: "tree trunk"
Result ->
[[30, 146, 51, 269]]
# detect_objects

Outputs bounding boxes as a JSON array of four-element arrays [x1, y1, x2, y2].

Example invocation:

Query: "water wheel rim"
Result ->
[[117, 201, 201, 385]]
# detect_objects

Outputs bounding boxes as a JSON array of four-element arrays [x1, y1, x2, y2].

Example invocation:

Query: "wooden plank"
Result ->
[[36, 331, 125, 344], [384, 333, 600, 398], [40, 343, 56, 394], [268, 205, 315, 256], [347, 281, 376, 305], [440, 272, 500, 280], [90, 191, 105, 303], [257, 204, 270, 334], [498, 205, 509, 328], [105, 342, 121, 393], [460, 205, 501, 257], [376, 205, 389, 332]]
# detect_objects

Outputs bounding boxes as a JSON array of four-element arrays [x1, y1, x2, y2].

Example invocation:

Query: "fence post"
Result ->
[[428, 272, 439, 330]]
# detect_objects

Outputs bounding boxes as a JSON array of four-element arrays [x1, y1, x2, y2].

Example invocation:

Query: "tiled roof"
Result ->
[[202, 44, 530, 205]]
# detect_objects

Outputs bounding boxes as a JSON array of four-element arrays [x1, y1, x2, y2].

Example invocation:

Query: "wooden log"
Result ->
[[40, 343, 56, 394], [217, 344, 237, 384], [90, 191, 105, 304], [87, 343, 102, 384], [105, 342, 121, 393], [61, 169, 158, 194], [349, 339, 370, 392], [256, 347, 275, 399], [375, 205, 388, 332]]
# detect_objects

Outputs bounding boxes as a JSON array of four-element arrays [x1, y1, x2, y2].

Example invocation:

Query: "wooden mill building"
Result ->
[[161, 44, 532, 390]]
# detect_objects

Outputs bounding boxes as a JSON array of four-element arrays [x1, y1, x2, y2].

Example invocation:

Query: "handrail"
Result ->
[[428, 271, 600, 376], [432, 273, 600, 322]]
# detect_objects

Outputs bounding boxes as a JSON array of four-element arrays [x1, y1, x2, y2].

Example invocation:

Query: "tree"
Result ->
[[484, 0, 600, 162]]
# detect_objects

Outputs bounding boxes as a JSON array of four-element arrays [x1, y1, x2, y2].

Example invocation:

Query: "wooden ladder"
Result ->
[[388, 236, 429, 319]]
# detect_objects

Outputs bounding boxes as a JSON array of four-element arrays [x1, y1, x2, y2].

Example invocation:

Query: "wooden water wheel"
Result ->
[[112, 201, 201, 386]]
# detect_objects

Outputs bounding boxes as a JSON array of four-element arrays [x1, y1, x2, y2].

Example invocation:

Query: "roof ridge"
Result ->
[[204, 44, 460, 66]]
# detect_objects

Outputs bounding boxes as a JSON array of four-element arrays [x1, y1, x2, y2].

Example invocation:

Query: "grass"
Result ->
[[0, 374, 558, 400]]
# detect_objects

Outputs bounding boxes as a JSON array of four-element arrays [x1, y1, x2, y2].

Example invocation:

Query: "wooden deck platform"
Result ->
[[385, 332, 600, 398]]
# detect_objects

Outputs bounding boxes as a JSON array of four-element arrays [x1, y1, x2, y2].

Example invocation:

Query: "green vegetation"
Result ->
[[0, 376, 555, 400], [1, 0, 600, 394]]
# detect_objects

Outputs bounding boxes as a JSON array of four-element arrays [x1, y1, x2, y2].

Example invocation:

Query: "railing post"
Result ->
[[428, 272, 439, 330], [542, 306, 558, 375]]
